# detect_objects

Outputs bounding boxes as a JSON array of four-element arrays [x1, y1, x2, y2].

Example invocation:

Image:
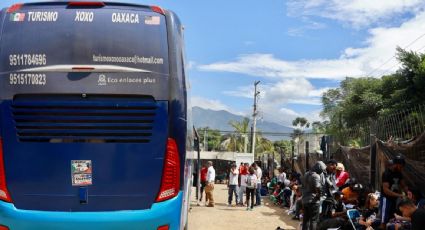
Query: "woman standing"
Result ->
[[245, 167, 258, 211]]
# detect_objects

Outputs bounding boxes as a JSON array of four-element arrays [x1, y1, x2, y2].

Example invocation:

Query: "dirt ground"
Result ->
[[187, 184, 300, 230]]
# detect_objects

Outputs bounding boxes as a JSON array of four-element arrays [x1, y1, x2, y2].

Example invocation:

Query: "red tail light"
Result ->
[[0, 139, 12, 203], [151, 6, 165, 15], [155, 138, 180, 202], [157, 225, 169, 230], [7, 3, 23, 13], [68, 2, 105, 7]]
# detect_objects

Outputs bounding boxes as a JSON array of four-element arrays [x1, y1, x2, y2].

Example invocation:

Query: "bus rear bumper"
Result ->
[[0, 192, 183, 230]]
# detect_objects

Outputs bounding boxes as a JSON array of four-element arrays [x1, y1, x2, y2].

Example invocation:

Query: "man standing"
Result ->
[[205, 161, 216, 207], [379, 155, 408, 229], [228, 164, 239, 206], [252, 162, 262, 206], [321, 160, 337, 220], [302, 161, 326, 230]]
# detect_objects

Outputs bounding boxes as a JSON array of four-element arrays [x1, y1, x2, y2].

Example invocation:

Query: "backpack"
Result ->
[[246, 175, 255, 188]]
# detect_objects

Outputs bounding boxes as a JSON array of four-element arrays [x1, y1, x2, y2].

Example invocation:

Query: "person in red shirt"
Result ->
[[200, 163, 208, 203], [335, 163, 349, 188]]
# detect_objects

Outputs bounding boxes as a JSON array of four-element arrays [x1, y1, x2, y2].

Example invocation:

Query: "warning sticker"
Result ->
[[71, 160, 92, 186]]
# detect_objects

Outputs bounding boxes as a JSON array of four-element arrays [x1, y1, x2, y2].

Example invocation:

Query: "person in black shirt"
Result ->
[[398, 199, 425, 230], [379, 155, 408, 229], [359, 193, 380, 230], [318, 191, 347, 230]]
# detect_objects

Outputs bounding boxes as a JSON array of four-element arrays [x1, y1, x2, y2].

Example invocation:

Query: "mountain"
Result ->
[[192, 106, 293, 140]]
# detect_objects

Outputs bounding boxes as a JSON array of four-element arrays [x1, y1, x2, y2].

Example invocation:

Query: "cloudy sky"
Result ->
[[3, 0, 425, 127]]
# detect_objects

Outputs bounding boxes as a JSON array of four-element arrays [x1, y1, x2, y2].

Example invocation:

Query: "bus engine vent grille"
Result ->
[[11, 94, 157, 143]]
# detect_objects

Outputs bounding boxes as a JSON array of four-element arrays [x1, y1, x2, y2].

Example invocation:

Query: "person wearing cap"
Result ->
[[335, 163, 349, 188], [379, 155, 409, 229], [228, 163, 239, 207]]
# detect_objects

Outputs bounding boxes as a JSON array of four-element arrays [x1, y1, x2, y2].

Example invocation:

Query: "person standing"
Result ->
[[199, 163, 208, 204], [321, 160, 337, 220], [252, 162, 262, 206], [238, 163, 249, 206], [228, 163, 239, 206], [245, 167, 258, 211], [379, 155, 408, 229], [205, 161, 216, 207], [302, 161, 326, 230]]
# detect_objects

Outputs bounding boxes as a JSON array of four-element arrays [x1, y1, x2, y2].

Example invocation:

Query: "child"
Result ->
[[245, 167, 258, 211], [359, 193, 380, 230]]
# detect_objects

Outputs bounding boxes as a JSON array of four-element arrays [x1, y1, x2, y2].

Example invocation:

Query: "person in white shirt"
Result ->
[[278, 167, 287, 183], [205, 161, 215, 207], [238, 163, 249, 206], [245, 167, 258, 210], [252, 162, 262, 206], [228, 164, 239, 206]]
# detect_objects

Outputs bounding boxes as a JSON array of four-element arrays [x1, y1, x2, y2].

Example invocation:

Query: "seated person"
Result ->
[[335, 163, 350, 188], [319, 191, 349, 230], [387, 188, 425, 230], [358, 193, 380, 230], [270, 183, 282, 205], [342, 178, 361, 206]]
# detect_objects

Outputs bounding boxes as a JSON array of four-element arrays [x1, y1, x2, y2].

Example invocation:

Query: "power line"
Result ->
[[365, 31, 425, 77]]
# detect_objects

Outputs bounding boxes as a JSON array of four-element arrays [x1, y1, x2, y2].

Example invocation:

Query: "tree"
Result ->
[[292, 117, 310, 155], [197, 127, 223, 151], [224, 118, 250, 152]]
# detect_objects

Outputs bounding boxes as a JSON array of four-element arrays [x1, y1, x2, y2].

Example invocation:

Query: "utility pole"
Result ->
[[203, 128, 208, 151], [251, 81, 260, 156]]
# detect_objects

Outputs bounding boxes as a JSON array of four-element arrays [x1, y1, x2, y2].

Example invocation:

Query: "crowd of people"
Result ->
[[267, 156, 425, 230], [197, 154, 425, 230]]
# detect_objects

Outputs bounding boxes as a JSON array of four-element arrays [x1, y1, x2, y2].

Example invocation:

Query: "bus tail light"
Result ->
[[155, 138, 180, 202], [0, 139, 12, 203], [151, 6, 165, 15], [157, 225, 169, 230], [7, 3, 23, 13], [0, 225, 9, 230]]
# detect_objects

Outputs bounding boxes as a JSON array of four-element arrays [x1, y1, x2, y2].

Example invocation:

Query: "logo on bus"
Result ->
[[98, 74, 107, 86], [10, 13, 25, 22]]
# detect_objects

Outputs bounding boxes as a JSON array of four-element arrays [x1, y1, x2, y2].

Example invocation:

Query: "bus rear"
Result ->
[[0, 2, 190, 230]]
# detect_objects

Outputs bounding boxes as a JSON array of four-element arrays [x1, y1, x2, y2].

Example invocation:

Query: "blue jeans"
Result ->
[[228, 185, 238, 205], [255, 183, 261, 205]]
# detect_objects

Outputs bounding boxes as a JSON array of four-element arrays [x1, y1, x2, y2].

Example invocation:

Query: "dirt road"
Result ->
[[188, 184, 300, 230]]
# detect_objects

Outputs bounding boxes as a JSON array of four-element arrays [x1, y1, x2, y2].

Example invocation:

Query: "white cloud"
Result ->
[[286, 0, 425, 28], [224, 78, 329, 107], [199, 11, 425, 79], [287, 18, 327, 37]]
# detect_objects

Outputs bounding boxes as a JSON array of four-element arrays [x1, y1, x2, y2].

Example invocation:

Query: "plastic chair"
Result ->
[[346, 209, 361, 230]]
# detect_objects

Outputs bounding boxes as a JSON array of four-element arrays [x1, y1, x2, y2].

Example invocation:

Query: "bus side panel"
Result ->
[[166, 11, 190, 230]]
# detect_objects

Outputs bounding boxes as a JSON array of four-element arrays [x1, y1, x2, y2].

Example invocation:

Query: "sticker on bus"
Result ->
[[71, 160, 92, 174], [71, 160, 92, 186], [72, 174, 92, 186]]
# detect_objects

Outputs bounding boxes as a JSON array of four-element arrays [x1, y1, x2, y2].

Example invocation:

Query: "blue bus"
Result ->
[[0, 2, 192, 230]]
